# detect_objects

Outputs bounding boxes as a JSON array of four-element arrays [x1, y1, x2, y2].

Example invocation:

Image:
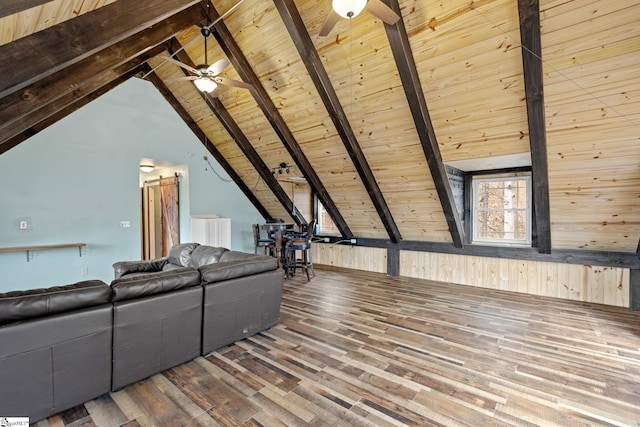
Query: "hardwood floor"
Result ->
[[37, 267, 640, 426]]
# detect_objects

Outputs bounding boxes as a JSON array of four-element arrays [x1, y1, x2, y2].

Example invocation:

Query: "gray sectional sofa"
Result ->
[[0, 243, 285, 422]]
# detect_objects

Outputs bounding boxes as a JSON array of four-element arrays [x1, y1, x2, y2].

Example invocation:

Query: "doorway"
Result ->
[[142, 175, 180, 259]]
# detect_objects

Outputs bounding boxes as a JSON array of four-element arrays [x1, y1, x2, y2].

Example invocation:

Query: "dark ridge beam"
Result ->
[[0, 67, 140, 155], [0, 0, 54, 18], [206, 2, 353, 238], [382, 0, 464, 248], [274, 0, 402, 244], [0, 0, 201, 98], [518, 0, 551, 254], [0, 45, 168, 155], [145, 64, 271, 220], [168, 40, 305, 225], [0, 4, 205, 146]]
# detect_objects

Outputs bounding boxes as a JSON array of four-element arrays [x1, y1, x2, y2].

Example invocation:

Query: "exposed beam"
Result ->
[[0, 5, 205, 147], [169, 41, 305, 225], [382, 0, 464, 248], [206, 2, 353, 238], [145, 64, 272, 220], [0, 67, 140, 155], [518, 0, 552, 254], [274, 0, 402, 243], [0, 45, 169, 155], [0, 0, 54, 19], [0, 0, 201, 98]]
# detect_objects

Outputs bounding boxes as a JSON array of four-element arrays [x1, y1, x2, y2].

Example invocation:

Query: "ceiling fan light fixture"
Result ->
[[193, 77, 218, 93], [332, 0, 367, 19]]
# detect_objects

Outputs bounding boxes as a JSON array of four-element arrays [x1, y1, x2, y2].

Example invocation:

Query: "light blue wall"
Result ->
[[0, 78, 264, 292]]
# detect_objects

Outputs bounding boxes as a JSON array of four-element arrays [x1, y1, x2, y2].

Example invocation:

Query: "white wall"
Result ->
[[0, 78, 263, 292]]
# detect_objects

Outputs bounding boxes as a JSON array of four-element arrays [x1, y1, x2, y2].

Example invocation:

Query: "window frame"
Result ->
[[468, 173, 533, 246], [314, 196, 340, 236]]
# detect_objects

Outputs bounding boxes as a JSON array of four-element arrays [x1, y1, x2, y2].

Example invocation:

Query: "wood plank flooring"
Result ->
[[36, 267, 640, 426]]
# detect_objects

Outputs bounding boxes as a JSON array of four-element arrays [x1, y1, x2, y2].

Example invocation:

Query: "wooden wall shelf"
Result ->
[[0, 243, 86, 261]]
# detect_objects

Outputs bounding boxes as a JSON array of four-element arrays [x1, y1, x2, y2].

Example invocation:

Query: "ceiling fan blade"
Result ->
[[164, 76, 198, 83], [207, 58, 231, 76], [365, 0, 401, 25], [162, 56, 200, 75], [319, 9, 341, 37], [213, 76, 252, 89]]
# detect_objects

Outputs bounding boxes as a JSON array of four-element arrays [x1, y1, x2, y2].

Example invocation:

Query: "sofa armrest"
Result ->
[[199, 256, 277, 284], [113, 258, 168, 279]]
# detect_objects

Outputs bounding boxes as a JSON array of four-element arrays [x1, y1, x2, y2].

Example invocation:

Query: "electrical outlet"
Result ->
[[323, 237, 330, 243], [350, 238, 357, 244], [19, 220, 28, 230], [120, 220, 131, 228]]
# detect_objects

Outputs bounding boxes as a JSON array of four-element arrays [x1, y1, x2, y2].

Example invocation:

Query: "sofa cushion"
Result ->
[[111, 267, 200, 302], [189, 245, 228, 268], [199, 254, 277, 284], [167, 243, 200, 267], [0, 280, 111, 325]]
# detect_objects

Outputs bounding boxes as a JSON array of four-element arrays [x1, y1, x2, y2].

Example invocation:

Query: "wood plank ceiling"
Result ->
[[0, 0, 638, 253]]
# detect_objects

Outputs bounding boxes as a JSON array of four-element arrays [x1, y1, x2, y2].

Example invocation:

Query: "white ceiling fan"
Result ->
[[163, 26, 251, 94], [319, 0, 401, 37]]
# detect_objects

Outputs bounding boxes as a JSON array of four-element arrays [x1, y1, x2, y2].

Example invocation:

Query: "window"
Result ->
[[472, 175, 531, 245], [317, 200, 340, 236]]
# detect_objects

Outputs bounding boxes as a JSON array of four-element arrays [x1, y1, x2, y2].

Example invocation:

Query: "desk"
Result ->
[[260, 223, 295, 266]]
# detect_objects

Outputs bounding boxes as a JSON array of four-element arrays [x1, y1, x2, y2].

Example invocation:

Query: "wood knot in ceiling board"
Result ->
[[21, 89, 35, 101], [428, 17, 437, 31]]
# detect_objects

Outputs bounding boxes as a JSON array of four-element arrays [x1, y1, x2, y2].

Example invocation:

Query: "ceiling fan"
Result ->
[[319, 0, 401, 37], [163, 26, 251, 94]]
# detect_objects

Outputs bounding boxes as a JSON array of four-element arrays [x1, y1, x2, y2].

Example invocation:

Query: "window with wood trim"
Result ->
[[472, 175, 531, 245], [317, 200, 340, 236]]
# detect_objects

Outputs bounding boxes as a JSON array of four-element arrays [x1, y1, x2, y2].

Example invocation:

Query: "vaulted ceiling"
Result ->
[[1, 0, 638, 253]]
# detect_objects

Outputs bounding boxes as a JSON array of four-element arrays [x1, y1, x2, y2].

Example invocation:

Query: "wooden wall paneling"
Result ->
[[314, 244, 387, 274], [541, 0, 640, 252], [169, 38, 305, 224], [208, 0, 390, 240], [274, 0, 402, 244], [145, 65, 272, 219], [384, 0, 463, 247], [302, 1, 454, 243], [0, 5, 204, 146], [398, 250, 630, 307], [0, 0, 118, 41], [207, 1, 357, 238], [147, 53, 291, 221], [404, 0, 531, 163], [0, 0, 202, 98]]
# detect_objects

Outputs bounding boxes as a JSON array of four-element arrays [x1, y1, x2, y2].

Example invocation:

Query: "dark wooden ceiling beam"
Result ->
[[274, 0, 402, 244], [518, 0, 552, 254], [0, 45, 168, 155], [145, 63, 272, 220], [0, 0, 54, 19], [382, 0, 464, 248], [0, 5, 205, 147], [0, 67, 139, 155], [206, 2, 353, 237], [168, 40, 305, 225], [0, 0, 201, 98]]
